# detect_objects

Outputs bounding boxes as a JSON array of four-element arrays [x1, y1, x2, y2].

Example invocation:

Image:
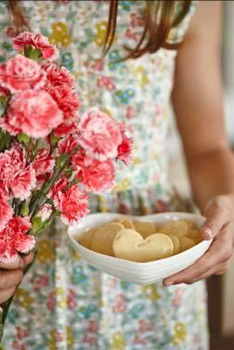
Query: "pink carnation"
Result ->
[[0, 114, 21, 136], [35, 173, 52, 191], [0, 144, 36, 200], [0, 216, 35, 263], [6, 90, 63, 138], [53, 184, 89, 225], [46, 84, 80, 120], [48, 177, 68, 201], [116, 123, 133, 165], [72, 150, 114, 192], [0, 85, 9, 97], [0, 192, 13, 231], [12, 32, 59, 62], [57, 133, 80, 155], [53, 118, 79, 138], [43, 62, 80, 120], [79, 108, 122, 161], [33, 149, 55, 176], [0, 54, 45, 93], [43, 63, 75, 87]]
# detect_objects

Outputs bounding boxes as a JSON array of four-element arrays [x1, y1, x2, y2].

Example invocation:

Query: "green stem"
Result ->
[[29, 165, 65, 219]]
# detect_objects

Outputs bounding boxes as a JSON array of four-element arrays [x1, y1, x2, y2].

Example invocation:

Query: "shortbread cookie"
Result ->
[[79, 228, 96, 249], [184, 220, 196, 230], [158, 220, 189, 237], [167, 234, 181, 255], [91, 223, 124, 256], [113, 229, 173, 262], [188, 229, 202, 244], [133, 221, 156, 239], [179, 236, 195, 252], [113, 216, 135, 229]]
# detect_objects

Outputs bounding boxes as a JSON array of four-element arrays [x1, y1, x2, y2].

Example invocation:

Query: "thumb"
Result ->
[[201, 201, 227, 240]]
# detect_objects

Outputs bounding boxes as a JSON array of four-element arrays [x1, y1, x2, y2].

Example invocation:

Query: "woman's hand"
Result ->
[[164, 195, 234, 286], [0, 253, 34, 303]]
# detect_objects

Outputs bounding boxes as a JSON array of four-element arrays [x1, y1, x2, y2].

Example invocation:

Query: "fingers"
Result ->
[[0, 269, 23, 290], [214, 260, 231, 275], [23, 252, 35, 267], [0, 256, 23, 270], [201, 196, 231, 240], [164, 222, 234, 286], [0, 286, 17, 304], [0, 253, 35, 270]]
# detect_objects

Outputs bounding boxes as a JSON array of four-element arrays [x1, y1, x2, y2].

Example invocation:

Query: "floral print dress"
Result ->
[[0, 1, 208, 349]]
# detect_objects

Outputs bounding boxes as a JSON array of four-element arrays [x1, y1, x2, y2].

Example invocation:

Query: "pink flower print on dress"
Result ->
[[113, 293, 127, 313]]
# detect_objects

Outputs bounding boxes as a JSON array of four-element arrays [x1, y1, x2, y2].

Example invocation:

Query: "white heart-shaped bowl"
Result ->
[[68, 212, 212, 285]]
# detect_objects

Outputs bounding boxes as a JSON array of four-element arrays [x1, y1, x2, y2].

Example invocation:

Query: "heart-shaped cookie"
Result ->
[[133, 221, 156, 239], [179, 236, 195, 252], [91, 223, 124, 256], [158, 220, 189, 237], [113, 229, 174, 262], [79, 227, 96, 249], [187, 229, 202, 244], [112, 216, 135, 229], [166, 234, 181, 254]]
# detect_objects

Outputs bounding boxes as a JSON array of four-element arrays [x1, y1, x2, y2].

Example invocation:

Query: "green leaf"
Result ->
[[24, 46, 41, 61], [0, 96, 7, 105], [20, 202, 29, 216], [31, 217, 43, 232], [17, 133, 30, 144], [0, 130, 5, 151]]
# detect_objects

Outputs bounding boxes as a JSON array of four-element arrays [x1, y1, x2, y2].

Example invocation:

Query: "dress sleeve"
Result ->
[[167, 0, 199, 45]]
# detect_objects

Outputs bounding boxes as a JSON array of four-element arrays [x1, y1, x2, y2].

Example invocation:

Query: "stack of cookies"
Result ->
[[78, 217, 202, 263]]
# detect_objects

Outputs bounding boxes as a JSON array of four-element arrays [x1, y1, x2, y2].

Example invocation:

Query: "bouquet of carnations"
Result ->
[[0, 32, 132, 344]]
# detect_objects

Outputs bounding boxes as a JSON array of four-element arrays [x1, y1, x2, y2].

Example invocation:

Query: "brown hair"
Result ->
[[8, 0, 192, 59]]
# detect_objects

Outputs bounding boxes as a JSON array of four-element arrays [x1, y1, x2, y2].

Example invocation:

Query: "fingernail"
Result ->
[[164, 280, 174, 287], [203, 228, 213, 240]]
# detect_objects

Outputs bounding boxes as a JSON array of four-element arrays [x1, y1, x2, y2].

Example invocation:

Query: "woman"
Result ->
[[0, 1, 234, 349]]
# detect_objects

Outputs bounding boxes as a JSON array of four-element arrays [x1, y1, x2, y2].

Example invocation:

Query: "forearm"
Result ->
[[186, 147, 234, 212]]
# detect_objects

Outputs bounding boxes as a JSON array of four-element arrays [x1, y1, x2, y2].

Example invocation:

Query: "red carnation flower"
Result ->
[[48, 177, 68, 202], [0, 216, 35, 263], [5, 90, 63, 139], [53, 118, 79, 138], [46, 84, 80, 120], [0, 144, 36, 200], [53, 184, 89, 225], [72, 150, 115, 192], [0, 54, 45, 93], [42, 63, 75, 87], [0, 192, 13, 231], [33, 149, 55, 176], [79, 108, 122, 161], [0, 85, 9, 97], [12, 32, 58, 61], [57, 133, 80, 155], [116, 123, 133, 165]]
